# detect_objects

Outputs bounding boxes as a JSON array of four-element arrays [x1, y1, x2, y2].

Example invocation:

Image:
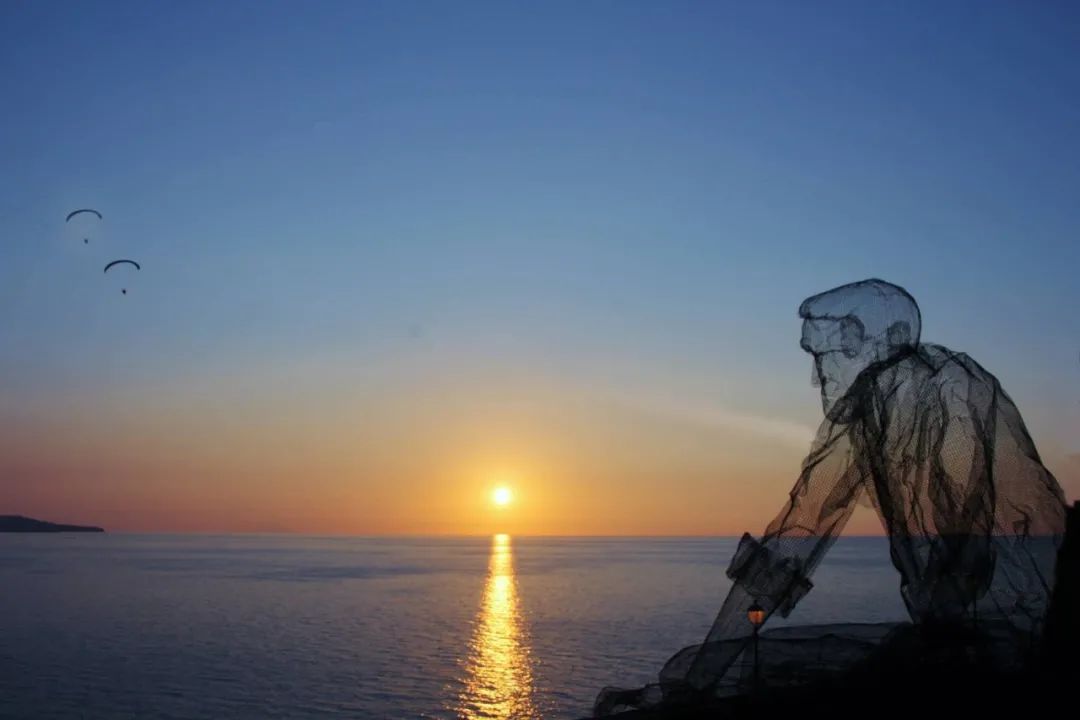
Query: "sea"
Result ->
[[0, 534, 909, 719]]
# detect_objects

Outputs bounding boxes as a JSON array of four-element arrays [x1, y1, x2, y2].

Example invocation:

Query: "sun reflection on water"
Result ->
[[455, 534, 537, 719]]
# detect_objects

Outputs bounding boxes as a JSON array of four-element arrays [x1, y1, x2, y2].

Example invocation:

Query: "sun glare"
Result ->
[[492, 486, 513, 507]]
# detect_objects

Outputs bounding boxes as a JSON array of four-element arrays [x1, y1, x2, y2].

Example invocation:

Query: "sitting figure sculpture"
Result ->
[[596, 279, 1067, 716]]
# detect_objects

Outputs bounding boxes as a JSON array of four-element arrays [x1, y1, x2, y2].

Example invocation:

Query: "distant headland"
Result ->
[[0, 515, 105, 533]]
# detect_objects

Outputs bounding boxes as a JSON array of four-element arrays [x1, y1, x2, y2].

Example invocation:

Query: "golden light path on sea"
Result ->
[[456, 534, 537, 719]]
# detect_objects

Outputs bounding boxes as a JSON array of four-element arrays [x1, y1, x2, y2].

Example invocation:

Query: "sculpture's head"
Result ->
[[799, 279, 921, 420]]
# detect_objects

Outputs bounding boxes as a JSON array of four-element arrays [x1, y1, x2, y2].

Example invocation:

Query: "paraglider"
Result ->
[[103, 259, 140, 295], [66, 208, 102, 244]]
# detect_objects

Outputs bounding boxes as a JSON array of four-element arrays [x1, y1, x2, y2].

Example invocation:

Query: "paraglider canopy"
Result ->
[[103, 259, 140, 273], [65, 208, 102, 222]]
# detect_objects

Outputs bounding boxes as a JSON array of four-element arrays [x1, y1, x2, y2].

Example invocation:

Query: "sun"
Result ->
[[492, 486, 513, 507]]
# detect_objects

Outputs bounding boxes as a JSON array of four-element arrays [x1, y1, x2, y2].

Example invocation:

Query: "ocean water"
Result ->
[[0, 535, 909, 719]]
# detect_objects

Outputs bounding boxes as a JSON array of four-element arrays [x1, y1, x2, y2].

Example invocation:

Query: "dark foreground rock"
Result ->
[[584, 655, 1073, 719], [0, 515, 104, 532]]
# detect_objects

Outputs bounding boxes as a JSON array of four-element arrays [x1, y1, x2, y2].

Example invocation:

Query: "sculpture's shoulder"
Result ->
[[912, 342, 985, 378], [864, 344, 975, 414], [901, 343, 1003, 402], [908, 344, 1067, 531]]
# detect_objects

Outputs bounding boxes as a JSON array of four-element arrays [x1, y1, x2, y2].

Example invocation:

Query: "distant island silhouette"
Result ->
[[0, 515, 104, 533]]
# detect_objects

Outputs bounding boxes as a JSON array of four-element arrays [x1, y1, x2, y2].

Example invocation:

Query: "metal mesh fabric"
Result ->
[[595, 279, 1067, 716]]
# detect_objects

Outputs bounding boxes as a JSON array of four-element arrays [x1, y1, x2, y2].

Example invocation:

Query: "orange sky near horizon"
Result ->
[[3, 356, 1078, 536]]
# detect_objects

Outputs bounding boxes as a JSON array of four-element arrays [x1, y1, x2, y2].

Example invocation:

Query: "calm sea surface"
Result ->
[[0, 535, 908, 719]]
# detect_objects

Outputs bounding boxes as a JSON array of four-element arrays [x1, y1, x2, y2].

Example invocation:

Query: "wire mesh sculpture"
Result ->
[[595, 279, 1067, 716]]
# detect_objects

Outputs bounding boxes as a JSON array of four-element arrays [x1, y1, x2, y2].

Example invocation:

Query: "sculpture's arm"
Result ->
[[609, 417, 882, 711], [680, 421, 866, 690], [704, 421, 866, 645]]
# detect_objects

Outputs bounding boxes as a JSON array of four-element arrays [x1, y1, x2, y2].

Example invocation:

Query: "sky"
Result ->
[[1, 0, 1079, 535]]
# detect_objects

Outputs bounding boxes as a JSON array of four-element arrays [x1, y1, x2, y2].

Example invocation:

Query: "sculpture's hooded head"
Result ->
[[799, 279, 921, 421]]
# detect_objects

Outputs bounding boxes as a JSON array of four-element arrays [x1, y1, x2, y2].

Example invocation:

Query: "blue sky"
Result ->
[[2, 1, 1079, 530]]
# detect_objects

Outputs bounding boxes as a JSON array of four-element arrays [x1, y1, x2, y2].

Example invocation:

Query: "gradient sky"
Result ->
[[2, 1, 1079, 535]]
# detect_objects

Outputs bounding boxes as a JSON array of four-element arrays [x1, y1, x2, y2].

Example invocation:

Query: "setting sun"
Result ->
[[492, 486, 513, 507]]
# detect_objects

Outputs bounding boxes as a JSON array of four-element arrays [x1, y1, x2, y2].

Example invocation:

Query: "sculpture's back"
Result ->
[[863, 342, 1066, 649]]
